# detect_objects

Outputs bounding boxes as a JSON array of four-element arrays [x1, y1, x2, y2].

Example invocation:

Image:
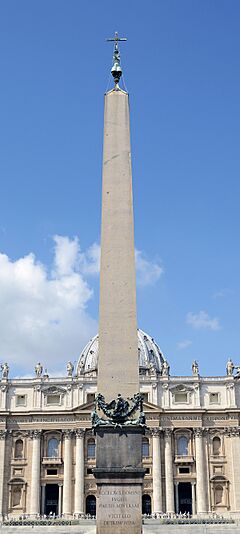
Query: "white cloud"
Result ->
[[79, 242, 101, 275], [177, 339, 192, 350], [0, 236, 97, 376], [135, 249, 163, 287], [186, 310, 221, 331], [0, 236, 163, 377], [212, 288, 232, 299], [73, 242, 164, 287]]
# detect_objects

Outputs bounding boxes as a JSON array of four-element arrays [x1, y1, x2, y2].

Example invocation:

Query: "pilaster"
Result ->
[[194, 428, 208, 513], [62, 429, 73, 516], [30, 430, 42, 516], [74, 429, 85, 515], [164, 429, 174, 513], [151, 428, 163, 513]]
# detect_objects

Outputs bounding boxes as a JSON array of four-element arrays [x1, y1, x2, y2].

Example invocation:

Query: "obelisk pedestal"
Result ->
[[94, 428, 145, 533], [94, 35, 145, 534]]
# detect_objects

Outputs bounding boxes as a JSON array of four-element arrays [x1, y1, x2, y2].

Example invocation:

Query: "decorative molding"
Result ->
[[169, 384, 194, 393], [224, 426, 240, 437], [41, 385, 67, 395], [193, 427, 205, 437], [29, 429, 42, 440], [76, 429, 85, 438], [0, 429, 7, 440], [164, 428, 173, 438], [150, 427, 162, 437], [63, 429, 74, 439]]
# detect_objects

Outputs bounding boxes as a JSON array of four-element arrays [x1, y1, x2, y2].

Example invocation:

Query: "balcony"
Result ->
[[174, 455, 194, 464], [42, 457, 62, 465]]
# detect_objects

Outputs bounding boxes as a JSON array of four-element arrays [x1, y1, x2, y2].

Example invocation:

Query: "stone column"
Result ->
[[175, 482, 179, 513], [191, 482, 196, 515], [152, 428, 163, 512], [194, 428, 207, 513], [62, 430, 73, 516], [164, 429, 175, 513], [30, 430, 42, 516], [0, 430, 7, 518], [41, 484, 46, 515], [228, 427, 240, 511], [58, 484, 63, 516], [74, 429, 85, 515]]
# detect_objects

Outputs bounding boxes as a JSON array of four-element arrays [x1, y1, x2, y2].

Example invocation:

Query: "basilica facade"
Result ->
[[0, 328, 240, 519]]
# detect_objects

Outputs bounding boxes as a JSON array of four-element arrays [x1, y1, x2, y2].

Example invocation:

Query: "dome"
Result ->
[[77, 329, 166, 375]]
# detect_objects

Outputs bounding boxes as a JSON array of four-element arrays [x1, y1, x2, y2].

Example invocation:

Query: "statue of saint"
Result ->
[[192, 360, 199, 376], [226, 358, 234, 376], [162, 360, 170, 376], [67, 361, 74, 377], [35, 362, 43, 377], [1, 362, 9, 379]]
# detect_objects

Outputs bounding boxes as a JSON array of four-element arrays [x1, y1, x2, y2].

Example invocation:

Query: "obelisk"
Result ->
[[93, 33, 145, 534], [97, 36, 139, 401]]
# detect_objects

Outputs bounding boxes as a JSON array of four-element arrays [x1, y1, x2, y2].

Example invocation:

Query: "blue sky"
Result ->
[[0, 0, 240, 377]]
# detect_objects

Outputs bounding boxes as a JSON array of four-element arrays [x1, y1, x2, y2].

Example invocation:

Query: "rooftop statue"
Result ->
[[162, 360, 170, 377], [192, 360, 199, 376], [35, 362, 43, 378], [1, 362, 9, 379], [67, 361, 74, 377], [226, 358, 234, 376]]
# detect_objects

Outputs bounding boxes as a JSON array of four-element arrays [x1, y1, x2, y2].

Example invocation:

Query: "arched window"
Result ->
[[87, 439, 95, 459], [177, 436, 189, 456], [86, 495, 96, 516], [215, 485, 223, 505], [15, 439, 23, 459], [47, 437, 59, 458], [142, 494, 151, 515], [213, 437, 221, 456], [142, 438, 149, 457]]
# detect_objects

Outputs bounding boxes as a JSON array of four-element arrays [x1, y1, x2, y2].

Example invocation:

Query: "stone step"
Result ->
[[143, 524, 240, 534], [1, 523, 240, 534]]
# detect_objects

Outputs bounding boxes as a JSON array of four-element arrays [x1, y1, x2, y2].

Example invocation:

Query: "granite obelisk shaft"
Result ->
[[98, 88, 139, 401]]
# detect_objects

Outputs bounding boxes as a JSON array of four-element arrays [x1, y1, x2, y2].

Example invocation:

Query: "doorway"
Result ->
[[86, 495, 96, 516], [178, 482, 192, 514], [142, 494, 151, 515], [45, 484, 59, 516]]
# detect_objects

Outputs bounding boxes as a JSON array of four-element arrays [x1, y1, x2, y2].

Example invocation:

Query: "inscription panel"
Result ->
[[97, 484, 142, 534]]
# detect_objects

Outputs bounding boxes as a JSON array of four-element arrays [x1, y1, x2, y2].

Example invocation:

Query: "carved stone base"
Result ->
[[93, 427, 145, 534]]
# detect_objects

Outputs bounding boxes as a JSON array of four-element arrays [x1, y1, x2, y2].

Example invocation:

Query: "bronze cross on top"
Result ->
[[106, 31, 127, 50], [106, 32, 126, 85]]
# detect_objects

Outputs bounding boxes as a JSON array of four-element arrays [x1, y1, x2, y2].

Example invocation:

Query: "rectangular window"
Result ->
[[46, 394, 61, 405], [179, 467, 190, 474], [213, 466, 223, 474], [86, 393, 95, 404], [13, 468, 23, 476], [16, 395, 27, 407], [87, 468, 93, 475], [141, 393, 149, 402], [209, 393, 220, 404], [174, 392, 188, 403], [46, 469, 57, 476]]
